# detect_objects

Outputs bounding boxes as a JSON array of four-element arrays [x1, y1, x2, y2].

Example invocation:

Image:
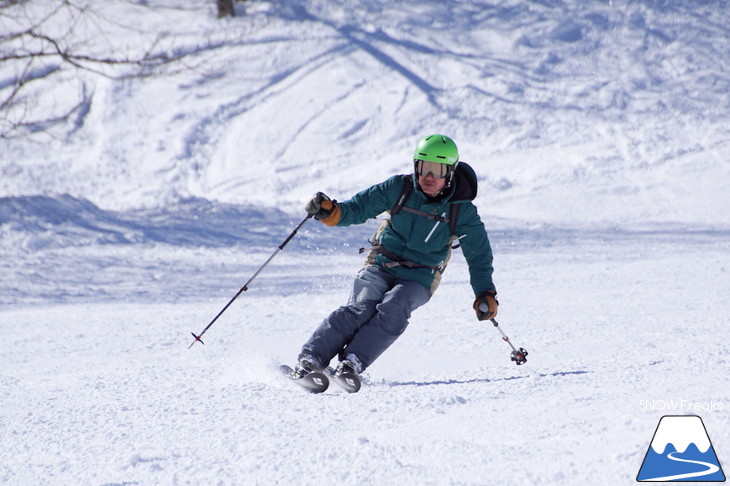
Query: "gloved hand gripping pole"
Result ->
[[188, 214, 314, 349]]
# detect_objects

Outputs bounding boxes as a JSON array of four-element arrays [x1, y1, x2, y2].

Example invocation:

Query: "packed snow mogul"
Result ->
[[294, 134, 499, 385]]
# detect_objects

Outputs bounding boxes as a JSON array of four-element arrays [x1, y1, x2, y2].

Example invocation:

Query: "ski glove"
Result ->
[[473, 291, 498, 320], [305, 192, 341, 226]]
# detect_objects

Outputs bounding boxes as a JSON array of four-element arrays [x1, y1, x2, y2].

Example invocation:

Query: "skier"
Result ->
[[294, 134, 498, 381]]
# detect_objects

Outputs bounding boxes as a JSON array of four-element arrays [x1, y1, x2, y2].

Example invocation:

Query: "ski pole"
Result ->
[[188, 213, 314, 349], [479, 303, 529, 365]]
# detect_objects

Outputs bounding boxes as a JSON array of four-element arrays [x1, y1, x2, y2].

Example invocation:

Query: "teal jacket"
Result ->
[[335, 163, 496, 296]]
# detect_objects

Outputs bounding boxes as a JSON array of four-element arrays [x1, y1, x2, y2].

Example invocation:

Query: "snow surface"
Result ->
[[1, 0, 729, 484]]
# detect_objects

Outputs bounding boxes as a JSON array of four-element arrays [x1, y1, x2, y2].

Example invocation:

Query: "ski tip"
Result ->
[[324, 367, 361, 393], [279, 365, 330, 393], [340, 374, 361, 393]]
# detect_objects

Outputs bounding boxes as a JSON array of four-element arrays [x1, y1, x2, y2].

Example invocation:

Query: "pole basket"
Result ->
[[511, 347, 528, 365], [188, 332, 205, 349]]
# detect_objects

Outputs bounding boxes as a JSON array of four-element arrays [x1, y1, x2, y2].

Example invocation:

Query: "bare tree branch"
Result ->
[[0, 0, 221, 139]]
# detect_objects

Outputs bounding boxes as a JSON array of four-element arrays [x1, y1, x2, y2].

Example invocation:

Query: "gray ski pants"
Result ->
[[300, 266, 431, 371]]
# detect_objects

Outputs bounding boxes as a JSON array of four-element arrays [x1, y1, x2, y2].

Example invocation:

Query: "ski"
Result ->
[[325, 367, 362, 394], [279, 364, 329, 394]]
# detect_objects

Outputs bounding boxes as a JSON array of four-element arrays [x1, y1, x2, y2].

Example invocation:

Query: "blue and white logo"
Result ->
[[637, 415, 726, 482]]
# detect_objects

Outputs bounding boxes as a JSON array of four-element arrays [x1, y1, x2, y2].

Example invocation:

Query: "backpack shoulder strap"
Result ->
[[448, 203, 459, 236], [390, 174, 413, 215], [392, 174, 461, 234]]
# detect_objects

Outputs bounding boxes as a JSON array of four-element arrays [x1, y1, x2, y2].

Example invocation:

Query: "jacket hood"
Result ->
[[448, 161, 478, 202]]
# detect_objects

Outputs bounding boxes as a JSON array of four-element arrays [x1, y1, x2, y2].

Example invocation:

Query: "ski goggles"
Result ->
[[414, 159, 453, 179]]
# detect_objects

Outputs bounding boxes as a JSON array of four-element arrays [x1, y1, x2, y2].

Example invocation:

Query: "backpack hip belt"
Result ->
[[358, 243, 446, 273]]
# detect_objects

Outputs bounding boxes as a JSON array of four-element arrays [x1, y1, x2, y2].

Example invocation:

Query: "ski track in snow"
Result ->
[[2, 1, 730, 225]]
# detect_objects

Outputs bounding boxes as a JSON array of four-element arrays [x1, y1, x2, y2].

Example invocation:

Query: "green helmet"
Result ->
[[413, 134, 459, 165]]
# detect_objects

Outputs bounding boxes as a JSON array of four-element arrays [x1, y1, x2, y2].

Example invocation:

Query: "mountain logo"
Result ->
[[637, 415, 726, 482]]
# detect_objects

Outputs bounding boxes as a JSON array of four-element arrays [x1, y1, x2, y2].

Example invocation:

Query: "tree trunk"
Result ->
[[216, 0, 235, 18]]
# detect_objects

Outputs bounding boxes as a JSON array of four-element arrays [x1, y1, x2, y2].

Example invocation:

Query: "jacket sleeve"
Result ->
[[335, 175, 405, 226], [455, 202, 496, 295]]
